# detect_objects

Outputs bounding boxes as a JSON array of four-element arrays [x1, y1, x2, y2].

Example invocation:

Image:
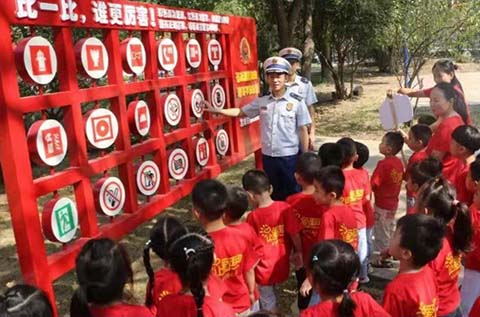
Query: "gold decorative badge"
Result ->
[[240, 37, 251, 64], [286, 103, 293, 111]]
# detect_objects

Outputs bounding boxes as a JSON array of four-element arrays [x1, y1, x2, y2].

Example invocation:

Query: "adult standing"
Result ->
[[204, 57, 311, 201], [279, 47, 318, 149]]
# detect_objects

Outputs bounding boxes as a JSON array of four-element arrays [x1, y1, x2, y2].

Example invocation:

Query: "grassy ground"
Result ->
[[1, 61, 479, 315]]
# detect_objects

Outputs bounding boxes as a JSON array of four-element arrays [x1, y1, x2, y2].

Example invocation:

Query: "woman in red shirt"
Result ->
[[417, 177, 473, 317], [398, 59, 470, 126], [70, 238, 154, 317], [155, 232, 235, 317], [426, 83, 465, 184], [300, 240, 390, 317]]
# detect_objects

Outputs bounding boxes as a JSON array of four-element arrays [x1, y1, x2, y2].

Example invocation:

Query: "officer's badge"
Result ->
[[286, 103, 293, 111]]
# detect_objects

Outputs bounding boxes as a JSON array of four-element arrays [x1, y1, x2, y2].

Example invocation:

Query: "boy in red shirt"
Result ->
[[406, 157, 443, 211], [461, 158, 480, 315], [450, 125, 480, 205], [371, 132, 404, 262], [404, 124, 432, 214], [286, 152, 324, 310], [383, 214, 444, 317], [242, 169, 303, 312], [337, 137, 371, 283], [191, 179, 258, 315]]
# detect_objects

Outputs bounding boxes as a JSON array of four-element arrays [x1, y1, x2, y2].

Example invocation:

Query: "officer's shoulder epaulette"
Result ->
[[300, 76, 309, 84], [289, 92, 302, 102]]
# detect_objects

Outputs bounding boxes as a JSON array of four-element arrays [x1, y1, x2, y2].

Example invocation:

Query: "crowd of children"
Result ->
[[3, 59, 480, 317]]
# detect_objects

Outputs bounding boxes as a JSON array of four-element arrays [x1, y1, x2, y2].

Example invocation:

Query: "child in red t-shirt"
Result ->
[[300, 240, 390, 317], [337, 137, 371, 284], [406, 157, 443, 211], [403, 124, 432, 214], [192, 180, 258, 315], [242, 169, 303, 312], [462, 159, 480, 315], [155, 232, 236, 317], [416, 177, 473, 317], [450, 125, 480, 205], [426, 83, 465, 184], [70, 238, 155, 317], [286, 152, 324, 310], [383, 214, 444, 317], [372, 132, 405, 262]]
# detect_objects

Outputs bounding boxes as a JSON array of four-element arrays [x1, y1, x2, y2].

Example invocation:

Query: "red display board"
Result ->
[[0, 0, 261, 313]]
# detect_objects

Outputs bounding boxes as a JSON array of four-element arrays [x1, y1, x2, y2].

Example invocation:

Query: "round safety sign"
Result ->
[[136, 160, 160, 196], [42, 197, 78, 243], [15, 36, 58, 85], [216, 129, 229, 156], [191, 89, 205, 118], [207, 39, 222, 67], [121, 37, 146, 76], [75, 37, 109, 79], [94, 176, 125, 216], [84, 108, 119, 149], [27, 119, 68, 167], [195, 137, 210, 167], [211, 84, 226, 109], [164, 94, 183, 126], [186, 38, 202, 69], [158, 38, 178, 72], [127, 100, 151, 136], [168, 148, 189, 180]]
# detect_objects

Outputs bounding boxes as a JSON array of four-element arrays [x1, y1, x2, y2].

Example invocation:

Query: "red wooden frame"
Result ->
[[0, 1, 261, 314]]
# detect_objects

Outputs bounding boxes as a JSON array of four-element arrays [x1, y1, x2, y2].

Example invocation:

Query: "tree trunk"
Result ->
[[302, 0, 314, 80], [269, 0, 303, 48]]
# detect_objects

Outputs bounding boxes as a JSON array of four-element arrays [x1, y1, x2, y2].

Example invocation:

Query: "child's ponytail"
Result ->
[[143, 240, 155, 307], [338, 289, 356, 317], [70, 286, 91, 317], [187, 252, 206, 317], [452, 201, 473, 254]]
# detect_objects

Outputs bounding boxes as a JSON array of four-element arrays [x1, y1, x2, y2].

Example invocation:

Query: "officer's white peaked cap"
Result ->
[[279, 47, 303, 62], [264, 57, 291, 74]]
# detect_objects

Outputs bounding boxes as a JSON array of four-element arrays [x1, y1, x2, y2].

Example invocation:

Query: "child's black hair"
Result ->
[[191, 179, 228, 221], [70, 238, 134, 317], [0, 284, 53, 317], [384, 131, 404, 155], [308, 240, 360, 317], [295, 152, 322, 184], [248, 310, 282, 317], [318, 143, 344, 168], [409, 157, 443, 188], [168, 233, 214, 317], [314, 166, 345, 198], [396, 214, 445, 267], [417, 115, 437, 126], [143, 215, 188, 306], [470, 156, 480, 182], [417, 177, 473, 255], [409, 124, 432, 147], [353, 141, 369, 169], [433, 82, 468, 124], [452, 125, 480, 154], [336, 137, 357, 166], [225, 185, 249, 221], [242, 169, 271, 195]]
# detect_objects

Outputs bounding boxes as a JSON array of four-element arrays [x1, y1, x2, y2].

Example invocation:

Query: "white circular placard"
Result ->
[[84, 108, 119, 149], [17, 36, 58, 85], [124, 37, 146, 75], [208, 39, 222, 67], [195, 137, 210, 167], [191, 89, 205, 118], [28, 119, 68, 167], [43, 197, 78, 243], [96, 176, 125, 216], [77, 37, 109, 79], [216, 129, 229, 156], [186, 39, 202, 68], [164, 94, 182, 126], [168, 148, 189, 180], [158, 38, 178, 72], [211, 84, 226, 109], [136, 160, 160, 196], [128, 100, 151, 136]]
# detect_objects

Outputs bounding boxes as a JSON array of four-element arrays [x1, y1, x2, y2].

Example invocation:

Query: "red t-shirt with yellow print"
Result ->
[[342, 168, 370, 228], [317, 204, 358, 251]]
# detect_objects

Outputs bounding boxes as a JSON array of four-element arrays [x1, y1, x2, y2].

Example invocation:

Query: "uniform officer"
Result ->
[[279, 47, 318, 149], [204, 57, 311, 201]]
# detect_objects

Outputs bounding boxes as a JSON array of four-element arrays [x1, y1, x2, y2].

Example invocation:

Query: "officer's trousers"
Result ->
[[262, 154, 299, 201]]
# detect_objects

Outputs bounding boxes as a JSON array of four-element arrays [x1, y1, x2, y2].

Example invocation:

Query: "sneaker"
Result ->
[[359, 276, 370, 284]]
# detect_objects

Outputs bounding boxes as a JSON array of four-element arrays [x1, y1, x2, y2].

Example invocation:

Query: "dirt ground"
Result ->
[[1, 61, 479, 316]]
